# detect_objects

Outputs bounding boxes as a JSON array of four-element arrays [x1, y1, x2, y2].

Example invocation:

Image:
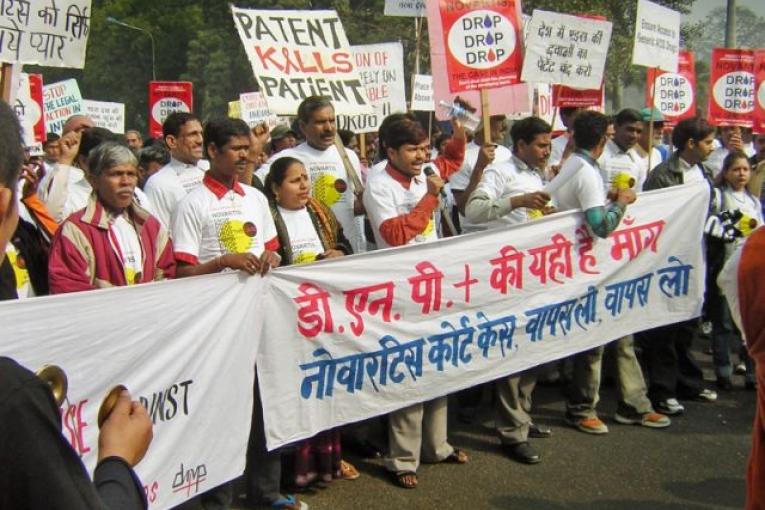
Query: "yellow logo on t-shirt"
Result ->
[[422, 219, 434, 237], [125, 267, 137, 286], [6, 249, 29, 290], [293, 251, 318, 265], [219, 219, 254, 253], [312, 174, 343, 206]]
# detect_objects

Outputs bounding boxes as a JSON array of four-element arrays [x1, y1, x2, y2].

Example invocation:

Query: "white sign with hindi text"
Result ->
[[258, 183, 709, 449], [521, 10, 612, 90], [632, 0, 680, 72], [384, 0, 425, 17], [83, 99, 125, 134], [0, 0, 91, 68]]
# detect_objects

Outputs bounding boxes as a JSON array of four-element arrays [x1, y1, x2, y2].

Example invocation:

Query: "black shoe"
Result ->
[[716, 377, 733, 391], [528, 422, 552, 439], [505, 442, 541, 464]]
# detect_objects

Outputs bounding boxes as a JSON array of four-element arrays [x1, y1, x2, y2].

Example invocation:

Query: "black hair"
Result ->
[[0, 101, 23, 191], [162, 112, 201, 139], [671, 117, 715, 151], [43, 132, 60, 146], [297, 96, 333, 124], [377, 112, 417, 160], [572, 111, 609, 151], [138, 144, 171, 169], [614, 108, 643, 127], [510, 116, 552, 147], [263, 156, 303, 201], [382, 118, 428, 152], [203, 117, 251, 159], [78, 127, 122, 159], [338, 129, 355, 147]]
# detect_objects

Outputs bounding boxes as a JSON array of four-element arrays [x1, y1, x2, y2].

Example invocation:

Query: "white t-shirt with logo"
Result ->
[[259, 143, 365, 253], [363, 168, 438, 249], [111, 214, 144, 285], [172, 180, 277, 265], [278, 206, 325, 265], [472, 156, 546, 227], [544, 152, 606, 213], [598, 139, 648, 192], [144, 158, 207, 231], [449, 141, 512, 233]]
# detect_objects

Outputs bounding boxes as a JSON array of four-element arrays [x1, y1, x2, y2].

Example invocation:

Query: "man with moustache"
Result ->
[[258, 96, 366, 253], [465, 116, 554, 462], [144, 112, 208, 231]]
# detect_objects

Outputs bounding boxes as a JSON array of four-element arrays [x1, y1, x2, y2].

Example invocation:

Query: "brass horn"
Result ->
[[35, 364, 68, 407], [98, 384, 127, 429]]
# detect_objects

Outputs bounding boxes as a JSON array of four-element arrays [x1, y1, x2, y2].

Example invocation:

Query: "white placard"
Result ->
[[384, 0, 425, 17], [632, 0, 680, 72], [0, 0, 92, 68], [231, 7, 373, 116], [521, 10, 612, 90], [411, 74, 435, 112], [336, 42, 407, 133], [258, 183, 709, 449], [0, 273, 266, 510], [83, 99, 125, 134], [13, 72, 38, 146], [42, 78, 84, 135], [239, 91, 279, 130]]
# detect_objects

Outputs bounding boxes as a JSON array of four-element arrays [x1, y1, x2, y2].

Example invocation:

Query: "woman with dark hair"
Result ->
[[263, 156, 358, 488], [709, 150, 763, 390]]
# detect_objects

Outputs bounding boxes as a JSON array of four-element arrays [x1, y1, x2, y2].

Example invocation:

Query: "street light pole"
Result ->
[[106, 16, 156, 81]]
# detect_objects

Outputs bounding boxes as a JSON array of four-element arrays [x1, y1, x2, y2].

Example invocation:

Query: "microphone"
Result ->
[[423, 165, 447, 199]]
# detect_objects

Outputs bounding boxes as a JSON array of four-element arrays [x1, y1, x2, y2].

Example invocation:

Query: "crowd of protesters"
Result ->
[[2, 93, 765, 510]]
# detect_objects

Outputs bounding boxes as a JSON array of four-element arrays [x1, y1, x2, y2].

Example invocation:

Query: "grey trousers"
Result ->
[[385, 397, 454, 473], [566, 335, 653, 419], [495, 369, 537, 445]]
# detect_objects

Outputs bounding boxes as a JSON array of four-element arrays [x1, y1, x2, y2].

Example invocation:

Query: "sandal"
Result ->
[[392, 470, 418, 489], [340, 459, 360, 480], [442, 448, 469, 464]]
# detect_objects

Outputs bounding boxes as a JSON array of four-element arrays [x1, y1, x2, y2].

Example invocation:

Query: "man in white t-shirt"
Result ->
[[364, 117, 468, 489], [465, 116, 553, 464], [170, 117, 290, 509], [144, 112, 208, 231], [598, 108, 648, 192], [548, 106, 582, 169], [257, 96, 365, 253], [546, 111, 671, 434], [707, 126, 747, 177], [449, 115, 511, 233], [634, 107, 667, 174]]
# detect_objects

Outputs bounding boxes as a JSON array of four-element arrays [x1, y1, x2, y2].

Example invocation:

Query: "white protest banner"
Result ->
[[411, 74, 435, 112], [83, 99, 125, 134], [337, 42, 406, 133], [535, 83, 565, 131], [521, 10, 612, 90], [231, 7, 373, 116], [239, 91, 279, 129], [43, 78, 83, 135], [632, 0, 680, 72], [384, 0, 425, 17], [258, 183, 709, 449], [0, 272, 265, 510], [0, 0, 91, 68]]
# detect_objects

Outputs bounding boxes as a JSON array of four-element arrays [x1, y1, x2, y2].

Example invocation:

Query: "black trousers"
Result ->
[[637, 319, 705, 402]]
